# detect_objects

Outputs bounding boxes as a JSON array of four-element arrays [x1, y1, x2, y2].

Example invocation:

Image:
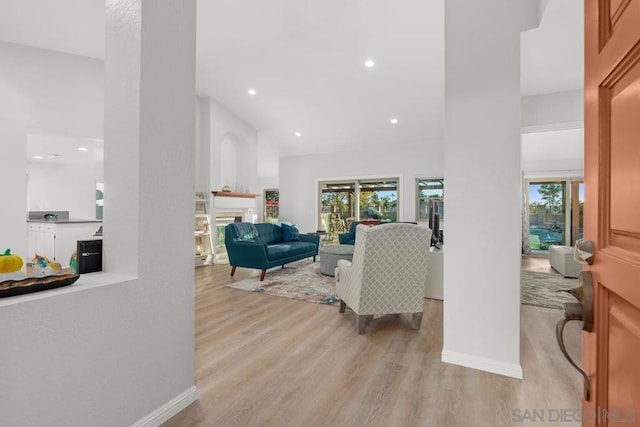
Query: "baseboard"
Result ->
[[441, 349, 523, 379], [131, 386, 198, 427]]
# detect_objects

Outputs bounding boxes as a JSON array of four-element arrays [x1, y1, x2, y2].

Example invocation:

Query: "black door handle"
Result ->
[[556, 270, 594, 401]]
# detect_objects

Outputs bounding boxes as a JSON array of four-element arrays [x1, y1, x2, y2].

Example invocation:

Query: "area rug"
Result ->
[[521, 271, 578, 309], [226, 259, 339, 306], [227, 262, 578, 310]]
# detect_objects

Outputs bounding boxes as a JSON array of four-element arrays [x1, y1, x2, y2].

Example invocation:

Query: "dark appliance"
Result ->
[[77, 239, 103, 274]]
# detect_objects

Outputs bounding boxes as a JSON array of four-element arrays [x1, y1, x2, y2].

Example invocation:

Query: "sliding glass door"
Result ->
[[527, 181, 566, 251], [318, 178, 399, 241], [358, 180, 398, 222], [570, 181, 584, 244], [416, 179, 444, 228], [525, 178, 585, 253], [320, 182, 356, 237]]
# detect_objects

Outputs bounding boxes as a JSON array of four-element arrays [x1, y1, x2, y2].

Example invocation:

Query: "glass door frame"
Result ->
[[570, 180, 584, 244], [415, 177, 444, 224]]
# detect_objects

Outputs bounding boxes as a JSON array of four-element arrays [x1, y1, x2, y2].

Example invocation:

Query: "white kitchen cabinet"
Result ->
[[26, 222, 102, 267], [27, 223, 55, 261], [44, 224, 55, 260], [27, 223, 37, 259]]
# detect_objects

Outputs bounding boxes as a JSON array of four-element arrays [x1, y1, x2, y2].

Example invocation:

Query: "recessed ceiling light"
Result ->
[[33, 155, 43, 160], [77, 147, 89, 151], [364, 59, 375, 68], [390, 118, 399, 124], [47, 154, 62, 159], [248, 88, 257, 96], [294, 132, 302, 137]]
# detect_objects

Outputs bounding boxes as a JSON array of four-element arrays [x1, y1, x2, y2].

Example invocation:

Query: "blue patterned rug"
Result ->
[[227, 259, 339, 306]]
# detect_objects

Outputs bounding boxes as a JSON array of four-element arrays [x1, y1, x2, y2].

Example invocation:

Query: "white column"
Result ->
[[442, 0, 523, 378], [105, 0, 196, 279]]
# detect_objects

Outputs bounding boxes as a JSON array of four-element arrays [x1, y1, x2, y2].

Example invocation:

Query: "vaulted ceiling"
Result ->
[[0, 0, 582, 155]]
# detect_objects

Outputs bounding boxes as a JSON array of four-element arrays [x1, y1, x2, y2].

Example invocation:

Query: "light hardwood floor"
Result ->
[[163, 259, 582, 426], [521, 255, 557, 275]]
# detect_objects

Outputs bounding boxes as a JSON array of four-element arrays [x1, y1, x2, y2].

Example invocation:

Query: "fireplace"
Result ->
[[212, 191, 259, 264], [214, 212, 244, 263]]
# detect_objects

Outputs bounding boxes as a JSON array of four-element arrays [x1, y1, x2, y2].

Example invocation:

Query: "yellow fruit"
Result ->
[[0, 249, 24, 273]]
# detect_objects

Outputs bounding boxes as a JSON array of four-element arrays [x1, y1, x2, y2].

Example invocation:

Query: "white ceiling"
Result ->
[[520, 0, 583, 96], [0, 0, 583, 156]]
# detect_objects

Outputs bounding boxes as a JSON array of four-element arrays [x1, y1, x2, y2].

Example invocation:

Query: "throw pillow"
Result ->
[[232, 223, 259, 241], [282, 223, 300, 242]]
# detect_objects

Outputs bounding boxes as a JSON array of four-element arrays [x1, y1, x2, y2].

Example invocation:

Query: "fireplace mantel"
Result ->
[[212, 191, 260, 198]]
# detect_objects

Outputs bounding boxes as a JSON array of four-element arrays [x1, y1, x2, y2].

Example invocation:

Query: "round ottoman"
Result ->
[[319, 245, 355, 276]]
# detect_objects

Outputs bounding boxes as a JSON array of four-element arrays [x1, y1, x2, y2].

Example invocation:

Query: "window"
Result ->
[[264, 188, 279, 223], [570, 181, 584, 243], [96, 182, 104, 220], [318, 178, 399, 238], [525, 178, 583, 253], [527, 181, 566, 251], [358, 180, 398, 222], [416, 179, 444, 229], [319, 181, 356, 236]]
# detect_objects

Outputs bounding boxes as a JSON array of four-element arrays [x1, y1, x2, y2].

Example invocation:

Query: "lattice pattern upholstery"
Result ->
[[336, 223, 432, 318]]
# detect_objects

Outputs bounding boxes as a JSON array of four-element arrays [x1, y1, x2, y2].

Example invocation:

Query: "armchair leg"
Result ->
[[339, 300, 346, 313], [260, 270, 266, 281], [412, 312, 423, 330], [230, 266, 237, 277], [313, 256, 316, 262], [357, 315, 372, 334]]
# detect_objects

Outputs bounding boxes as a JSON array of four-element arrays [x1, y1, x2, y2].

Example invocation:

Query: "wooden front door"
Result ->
[[584, 1, 640, 425]]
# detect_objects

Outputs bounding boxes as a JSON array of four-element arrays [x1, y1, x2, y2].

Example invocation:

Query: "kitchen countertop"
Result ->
[[27, 219, 103, 224]]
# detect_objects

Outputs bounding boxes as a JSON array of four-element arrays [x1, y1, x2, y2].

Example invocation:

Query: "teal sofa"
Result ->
[[225, 222, 320, 281]]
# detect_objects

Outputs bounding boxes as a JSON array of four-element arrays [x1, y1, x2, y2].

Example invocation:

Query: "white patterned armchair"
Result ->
[[336, 223, 432, 334]]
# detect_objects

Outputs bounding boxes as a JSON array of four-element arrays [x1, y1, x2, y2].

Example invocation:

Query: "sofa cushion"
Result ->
[[254, 223, 283, 245], [266, 241, 316, 261], [282, 223, 300, 242]]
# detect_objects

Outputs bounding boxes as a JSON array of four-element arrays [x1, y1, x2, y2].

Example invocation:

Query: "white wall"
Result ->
[[196, 96, 211, 193], [442, 0, 523, 378], [521, 89, 583, 132], [27, 161, 103, 219], [0, 2, 197, 426], [257, 130, 281, 179], [0, 41, 104, 138], [208, 97, 259, 193], [522, 128, 583, 176], [279, 141, 443, 233], [0, 121, 27, 255]]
